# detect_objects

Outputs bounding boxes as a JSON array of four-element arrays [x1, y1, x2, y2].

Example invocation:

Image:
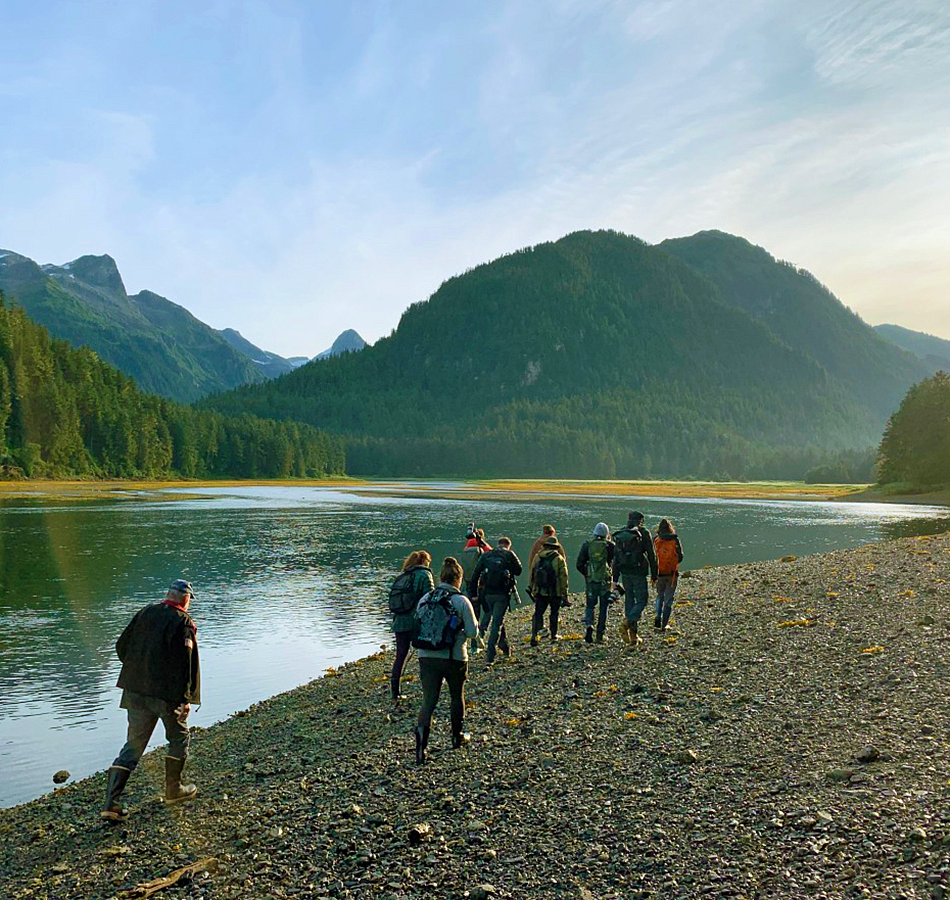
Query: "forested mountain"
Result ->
[[659, 231, 930, 419], [0, 249, 281, 402], [878, 371, 950, 486], [874, 324, 950, 374], [0, 294, 344, 479], [202, 230, 899, 479]]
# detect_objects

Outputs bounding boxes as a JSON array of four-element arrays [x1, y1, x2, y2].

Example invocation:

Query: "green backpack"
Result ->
[[587, 539, 610, 583], [459, 545, 482, 586]]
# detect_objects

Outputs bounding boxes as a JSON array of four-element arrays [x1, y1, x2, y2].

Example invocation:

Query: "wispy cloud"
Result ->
[[1, 0, 949, 353]]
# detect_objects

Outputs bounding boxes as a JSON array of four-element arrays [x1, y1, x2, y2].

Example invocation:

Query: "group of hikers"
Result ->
[[388, 512, 684, 763], [98, 511, 684, 821]]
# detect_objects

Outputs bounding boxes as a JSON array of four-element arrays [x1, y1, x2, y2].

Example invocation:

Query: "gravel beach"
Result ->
[[3, 532, 949, 900]]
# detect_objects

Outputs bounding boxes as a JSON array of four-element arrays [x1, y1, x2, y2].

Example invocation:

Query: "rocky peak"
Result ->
[[61, 254, 127, 299]]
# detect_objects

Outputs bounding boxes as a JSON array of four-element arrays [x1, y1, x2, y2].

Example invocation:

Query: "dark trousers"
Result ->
[[113, 690, 190, 771], [584, 582, 611, 639], [480, 592, 511, 662], [532, 595, 562, 639], [417, 657, 468, 735], [620, 572, 649, 625], [391, 631, 414, 698]]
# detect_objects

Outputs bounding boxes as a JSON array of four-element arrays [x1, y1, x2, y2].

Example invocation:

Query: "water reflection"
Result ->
[[1, 485, 946, 807]]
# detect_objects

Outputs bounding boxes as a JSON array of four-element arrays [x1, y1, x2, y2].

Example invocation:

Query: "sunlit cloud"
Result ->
[[0, 0, 948, 355]]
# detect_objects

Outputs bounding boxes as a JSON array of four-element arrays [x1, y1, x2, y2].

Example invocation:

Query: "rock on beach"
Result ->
[[2, 532, 950, 899]]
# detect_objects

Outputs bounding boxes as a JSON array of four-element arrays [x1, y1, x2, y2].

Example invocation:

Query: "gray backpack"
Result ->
[[412, 588, 464, 651]]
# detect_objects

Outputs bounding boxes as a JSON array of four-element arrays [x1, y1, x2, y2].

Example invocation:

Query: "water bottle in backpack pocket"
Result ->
[[412, 588, 464, 651]]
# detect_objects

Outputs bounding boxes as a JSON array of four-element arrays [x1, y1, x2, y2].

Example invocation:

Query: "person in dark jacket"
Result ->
[[576, 522, 616, 644], [612, 511, 658, 646], [469, 536, 522, 665], [101, 579, 201, 822], [390, 550, 434, 703], [653, 519, 685, 631]]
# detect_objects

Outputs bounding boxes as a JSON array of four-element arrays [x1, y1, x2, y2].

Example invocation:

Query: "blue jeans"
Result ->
[[584, 582, 611, 639], [113, 690, 190, 770], [655, 575, 678, 627], [619, 572, 648, 625], [480, 593, 510, 662]]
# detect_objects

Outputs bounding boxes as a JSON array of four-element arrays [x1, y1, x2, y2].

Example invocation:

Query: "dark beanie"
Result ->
[[628, 510, 644, 524]]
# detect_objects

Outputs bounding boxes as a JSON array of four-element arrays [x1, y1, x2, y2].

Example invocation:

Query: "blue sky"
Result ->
[[1, 0, 948, 354]]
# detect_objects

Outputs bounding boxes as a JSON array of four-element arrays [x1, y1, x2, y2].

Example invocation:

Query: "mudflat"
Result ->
[[2, 533, 949, 899]]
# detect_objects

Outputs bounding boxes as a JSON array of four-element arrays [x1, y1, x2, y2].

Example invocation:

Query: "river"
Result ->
[[2, 483, 947, 807]]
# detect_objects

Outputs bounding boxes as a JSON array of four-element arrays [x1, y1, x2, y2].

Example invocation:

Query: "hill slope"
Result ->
[[203, 230, 886, 479], [874, 323, 950, 374], [0, 250, 270, 402], [658, 230, 930, 419]]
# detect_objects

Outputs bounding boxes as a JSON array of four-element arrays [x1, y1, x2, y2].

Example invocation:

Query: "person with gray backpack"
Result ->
[[412, 557, 478, 764], [388, 550, 434, 703]]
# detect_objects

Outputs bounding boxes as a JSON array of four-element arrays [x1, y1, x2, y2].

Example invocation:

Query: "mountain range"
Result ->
[[202, 229, 932, 479], [0, 249, 365, 403], [873, 324, 950, 374]]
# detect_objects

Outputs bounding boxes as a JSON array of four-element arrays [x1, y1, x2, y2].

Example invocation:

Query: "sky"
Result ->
[[1, 0, 949, 355]]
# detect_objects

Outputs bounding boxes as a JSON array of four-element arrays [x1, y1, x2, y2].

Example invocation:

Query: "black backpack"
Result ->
[[482, 551, 511, 592], [615, 527, 645, 571], [534, 554, 558, 595], [388, 566, 428, 615]]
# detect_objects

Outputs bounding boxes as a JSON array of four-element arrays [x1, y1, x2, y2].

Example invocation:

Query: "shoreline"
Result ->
[[3, 533, 950, 898], [4, 477, 947, 507]]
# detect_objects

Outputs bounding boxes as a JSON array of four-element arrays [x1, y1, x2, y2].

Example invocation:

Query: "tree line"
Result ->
[[0, 294, 345, 479], [877, 371, 950, 487]]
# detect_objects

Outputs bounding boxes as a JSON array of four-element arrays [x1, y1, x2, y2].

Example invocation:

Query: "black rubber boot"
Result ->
[[164, 756, 197, 804], [585, 626, 593, 644], [414, 725, 430, 765], [101, 766, 131, 822], [451, 725, 471, 749]]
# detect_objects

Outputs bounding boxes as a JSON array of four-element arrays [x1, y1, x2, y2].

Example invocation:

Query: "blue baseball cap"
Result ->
[[169, 579, 196, 598]]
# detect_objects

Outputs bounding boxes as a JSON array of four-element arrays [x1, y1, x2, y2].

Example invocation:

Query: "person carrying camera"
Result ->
[[469, 536, 522, 665]]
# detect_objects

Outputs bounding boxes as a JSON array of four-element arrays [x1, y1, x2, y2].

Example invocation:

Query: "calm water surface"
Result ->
[[2, 483, 947, 807]]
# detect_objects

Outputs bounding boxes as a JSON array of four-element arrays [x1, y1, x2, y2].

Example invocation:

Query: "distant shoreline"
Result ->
[[2, 477, 948, 507]]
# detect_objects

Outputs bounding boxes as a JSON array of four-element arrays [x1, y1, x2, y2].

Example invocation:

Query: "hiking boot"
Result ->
[[530, 635, 539, 647], [164, 756, 197, 804], [619, 620, 631, 644], [585, 626, 593, 644], [101, 766, 131, 822], [595, 636, 606, 645], [653, 616, 662, 630], [414, 725, 430, 765]]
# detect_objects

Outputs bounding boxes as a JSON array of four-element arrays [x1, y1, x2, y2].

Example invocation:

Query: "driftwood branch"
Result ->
[[118, 857, 218, 899]]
